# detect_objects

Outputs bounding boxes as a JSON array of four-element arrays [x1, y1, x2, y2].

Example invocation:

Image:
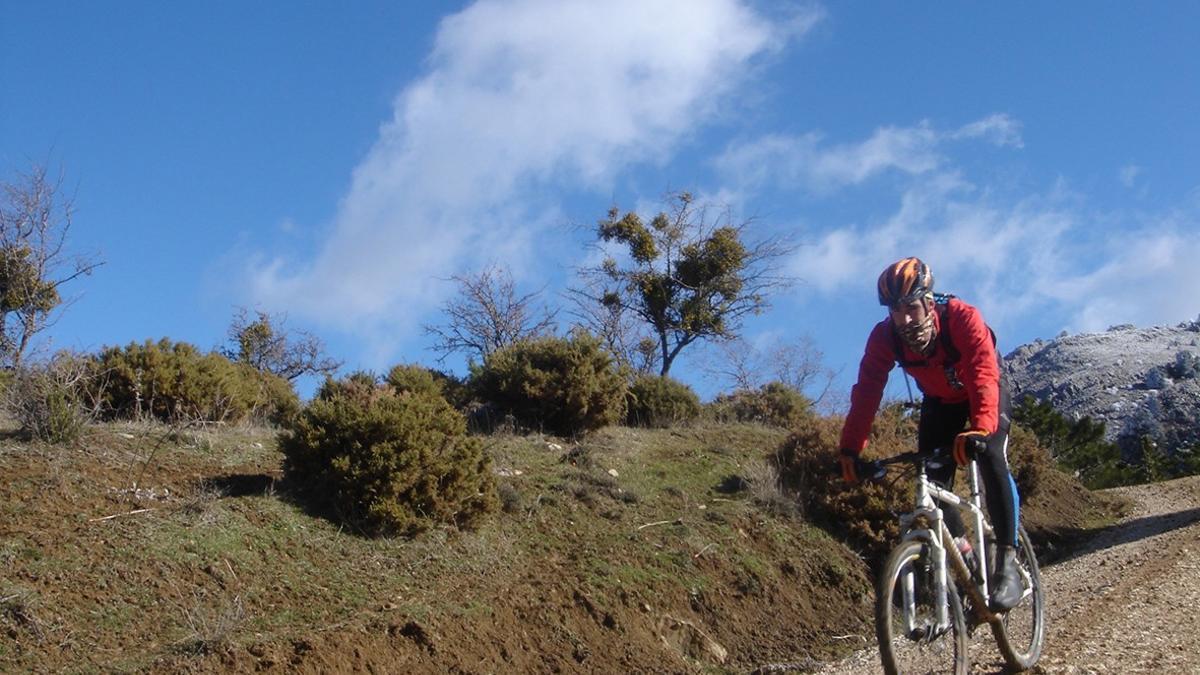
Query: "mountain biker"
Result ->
[[839, 257, 1022, 612]]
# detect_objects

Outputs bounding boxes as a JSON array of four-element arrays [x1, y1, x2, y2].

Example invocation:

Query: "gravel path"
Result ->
[[814, 475, 1200, 674]]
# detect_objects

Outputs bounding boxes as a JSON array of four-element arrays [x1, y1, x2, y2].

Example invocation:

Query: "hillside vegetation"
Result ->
[[0, 299, 1138, 672], [0, 410, 1119, 673]]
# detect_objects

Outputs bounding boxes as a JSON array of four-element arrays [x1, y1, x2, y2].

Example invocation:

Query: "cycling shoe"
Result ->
[[989, 546, 1022, 612]]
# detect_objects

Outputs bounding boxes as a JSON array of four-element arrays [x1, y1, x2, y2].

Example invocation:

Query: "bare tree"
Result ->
[[769, 335, 839, 400], [0, 163, 103, 367], [702, 334, 839, 407], [424, 264, 558, 364], [704, 337, 764, 392], [571, 191, 794, 376], [223, 308, 342, 381], [567, 283, 660, 374]]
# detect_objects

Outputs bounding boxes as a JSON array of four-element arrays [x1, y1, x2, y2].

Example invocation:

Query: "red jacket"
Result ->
[[840, 297, 1001, 454]]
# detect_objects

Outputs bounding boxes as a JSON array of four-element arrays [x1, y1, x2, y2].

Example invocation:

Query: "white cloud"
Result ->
[[789, 165, 1200, 336], [749, 116, 1194, 336], [794, 227, 870, 292], [1038, 216, 1200, 332], [949, 113, 1024, 148], [813, 124, 942, 187], [715, 114, 1022, 194], [789, 171, 982, 293], [250, 0, 820, 347], [714, 126, 939, 195]]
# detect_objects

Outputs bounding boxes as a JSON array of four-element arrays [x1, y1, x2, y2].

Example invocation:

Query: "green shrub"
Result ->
[[3, 352, 94, 444], [707, 381, 813, 428], [1006, 423, 1052, 500], [85, 338, 298, 425], [250, 369, 302, 427], [280, 373, 498, 537], [1168, 350, 1200, 379], [385, 363, 473, 410], [385, 364, 445, 398], [774, 407, 913, 562], [317, 370, 378, 398], [434, 370, 475, 411], [1012, 394, 1142, 488], [775, 403, 1057, 563], [470, 332, 627, 436], [625, 374, 701, 428]]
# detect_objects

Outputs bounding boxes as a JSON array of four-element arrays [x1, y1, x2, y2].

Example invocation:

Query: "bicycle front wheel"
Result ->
[[990, 525, 1045, 670], [875, 539, 969, 675]]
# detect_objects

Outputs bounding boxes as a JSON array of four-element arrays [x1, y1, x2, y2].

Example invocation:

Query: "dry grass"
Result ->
[[0, 590, 47, 642], [742, 458, 799, 518], [175, 590, 246, 655], [178, 478, 226, 525]]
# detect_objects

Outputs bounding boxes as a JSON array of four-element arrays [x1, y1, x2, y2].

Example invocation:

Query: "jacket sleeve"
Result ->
[[839, 322, 896, 453], [948, 300, 1001, 434]]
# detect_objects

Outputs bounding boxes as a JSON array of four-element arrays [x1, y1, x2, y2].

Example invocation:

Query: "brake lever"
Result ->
[[861, 459, 887, 483]]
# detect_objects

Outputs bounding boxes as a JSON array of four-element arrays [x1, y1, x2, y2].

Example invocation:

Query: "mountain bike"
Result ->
[[863, 446, 1045, 674]]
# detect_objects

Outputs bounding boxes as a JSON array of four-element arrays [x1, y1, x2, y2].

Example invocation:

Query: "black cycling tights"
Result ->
[[919, 381, 1019, 549]]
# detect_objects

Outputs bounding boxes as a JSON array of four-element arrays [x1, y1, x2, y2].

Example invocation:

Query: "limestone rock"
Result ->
[[1004, 318, 1200, 455]]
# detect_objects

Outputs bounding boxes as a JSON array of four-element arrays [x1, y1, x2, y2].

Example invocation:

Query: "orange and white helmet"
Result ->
[[877, 257, 934, 307]]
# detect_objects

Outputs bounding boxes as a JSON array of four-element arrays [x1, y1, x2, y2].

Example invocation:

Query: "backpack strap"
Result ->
[[890, 293, 1001, 397]]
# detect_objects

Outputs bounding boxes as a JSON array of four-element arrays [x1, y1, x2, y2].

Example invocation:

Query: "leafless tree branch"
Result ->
[[0, 163, 103, 367], [424, 264, 558, 364], [699, 334, 840, 408]]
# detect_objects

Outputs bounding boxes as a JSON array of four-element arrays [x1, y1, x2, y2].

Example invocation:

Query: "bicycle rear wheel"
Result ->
[[991, 525, 1045, 670], [875, 540, 969, 675]]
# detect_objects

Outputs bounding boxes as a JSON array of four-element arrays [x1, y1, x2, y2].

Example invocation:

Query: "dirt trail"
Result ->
[[817, 474, 1200, 674]]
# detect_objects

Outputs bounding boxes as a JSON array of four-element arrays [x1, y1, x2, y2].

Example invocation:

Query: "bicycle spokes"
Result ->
[[876, 541, 968, 674]]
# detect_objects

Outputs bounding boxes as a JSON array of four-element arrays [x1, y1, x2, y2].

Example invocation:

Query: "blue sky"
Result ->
[[3, 1, 1198, 404]]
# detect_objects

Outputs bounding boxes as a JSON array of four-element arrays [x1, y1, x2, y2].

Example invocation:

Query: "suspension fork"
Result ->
[[900, 467, 951, 632]]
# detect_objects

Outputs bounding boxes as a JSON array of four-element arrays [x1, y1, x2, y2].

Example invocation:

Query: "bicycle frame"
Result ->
[[896, 457, 999, 632]]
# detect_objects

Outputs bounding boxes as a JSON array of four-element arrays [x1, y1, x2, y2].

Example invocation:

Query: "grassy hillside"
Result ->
[[0, 420, 1119, 673]]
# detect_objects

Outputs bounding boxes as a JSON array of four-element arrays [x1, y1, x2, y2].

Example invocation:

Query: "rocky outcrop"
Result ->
[[1003, 318, 1200, 455]]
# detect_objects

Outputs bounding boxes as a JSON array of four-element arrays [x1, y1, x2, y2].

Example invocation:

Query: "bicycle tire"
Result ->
[[990, 525, 1045, 670], [875, 539, 969, 675]]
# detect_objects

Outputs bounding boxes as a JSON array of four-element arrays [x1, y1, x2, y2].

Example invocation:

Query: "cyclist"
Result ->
[[839, 257, 1022, 612]]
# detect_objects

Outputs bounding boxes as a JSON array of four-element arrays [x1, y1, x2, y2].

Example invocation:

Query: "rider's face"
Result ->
[[889, 299, 928, 328], [889, 298, 934, 350]]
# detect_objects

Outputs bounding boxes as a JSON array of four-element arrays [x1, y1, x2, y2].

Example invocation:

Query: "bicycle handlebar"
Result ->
[[878, 446, 949, 465], [859, 446, 953, 482]]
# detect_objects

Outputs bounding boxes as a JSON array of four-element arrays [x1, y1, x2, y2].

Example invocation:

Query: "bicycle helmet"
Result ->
[[877, 257, 934, 308]]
